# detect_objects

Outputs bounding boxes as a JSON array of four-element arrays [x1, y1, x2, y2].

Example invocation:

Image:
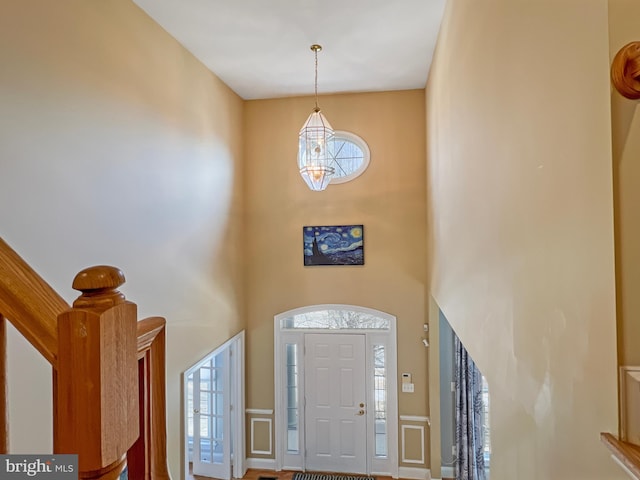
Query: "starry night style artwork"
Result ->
[[303, 225, 364, 266]]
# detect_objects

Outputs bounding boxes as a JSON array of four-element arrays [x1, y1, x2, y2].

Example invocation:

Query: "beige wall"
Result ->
[[0, 1, 245, 478], [609, 0, 640, 367], [244, 91, 429, 465], [427, 0, 622, 479]]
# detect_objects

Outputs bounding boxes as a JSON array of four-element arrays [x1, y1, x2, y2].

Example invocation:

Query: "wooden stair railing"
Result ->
[[128, 316, 170, 480], [601, 433, 640, 479], [0, 237, 69, 366], [0, 238, 170, 480], [0, 238, 69, 453]]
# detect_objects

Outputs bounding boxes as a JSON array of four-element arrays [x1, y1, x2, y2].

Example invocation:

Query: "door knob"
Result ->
[[194, 409, 200, 414], [356, 409, 365, 416]]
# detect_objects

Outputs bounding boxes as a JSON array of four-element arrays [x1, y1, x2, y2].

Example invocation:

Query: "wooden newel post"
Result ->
[[55, 266, 139, 480]]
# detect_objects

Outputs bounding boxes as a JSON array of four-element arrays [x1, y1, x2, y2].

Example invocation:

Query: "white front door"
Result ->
[[305, 333, 367, 473], [192, 349, 231, 479]]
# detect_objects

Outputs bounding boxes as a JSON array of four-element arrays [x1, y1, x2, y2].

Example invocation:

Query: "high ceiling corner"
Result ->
[[131, 0, 446, 100]]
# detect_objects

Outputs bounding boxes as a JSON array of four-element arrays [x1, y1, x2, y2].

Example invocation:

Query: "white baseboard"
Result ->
[[245, 457, 277, 470], [440, 466, 454, 478], [243, 463, 429, 479], [398, 466, 431, 480]]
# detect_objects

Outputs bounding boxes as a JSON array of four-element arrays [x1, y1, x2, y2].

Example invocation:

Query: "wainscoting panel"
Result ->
[[400, 414, 429, 468], [250, 417, 273, 455], [401, 424, 425, 465], [247, 408, 274, 458]]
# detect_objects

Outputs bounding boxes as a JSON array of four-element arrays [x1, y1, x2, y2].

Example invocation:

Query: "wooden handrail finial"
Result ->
[[611, 41, 640, 100], [71, 265, 126, 310]]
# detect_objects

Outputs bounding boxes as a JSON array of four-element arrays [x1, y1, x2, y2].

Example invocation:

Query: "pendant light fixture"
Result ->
[[298, 44, 335, 191]]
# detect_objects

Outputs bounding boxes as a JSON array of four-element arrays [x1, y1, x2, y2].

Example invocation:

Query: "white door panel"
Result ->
[[305, 334, 367, 473]]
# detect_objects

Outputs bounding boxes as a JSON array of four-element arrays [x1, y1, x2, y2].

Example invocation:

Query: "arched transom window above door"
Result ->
[[280, 305, 391, 330]]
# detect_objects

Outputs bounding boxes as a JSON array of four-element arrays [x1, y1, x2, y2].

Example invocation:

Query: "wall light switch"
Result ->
[[402, 383, 415, 393]]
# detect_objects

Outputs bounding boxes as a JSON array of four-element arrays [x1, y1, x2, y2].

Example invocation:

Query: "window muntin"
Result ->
[[286, 343, 299, 453], [327, 131, 370, 184], [187, 353, 225, 464], [374, 345, 388, 457], [281, 308, 390, 330], [482, 375, 491, 465]]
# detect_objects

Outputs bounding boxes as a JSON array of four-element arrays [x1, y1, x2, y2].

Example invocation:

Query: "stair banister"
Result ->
[[128, 316, 170, 480], [0, 238, 170, 478], [55, 266, 140, 480], [0, 237, 68, 365]]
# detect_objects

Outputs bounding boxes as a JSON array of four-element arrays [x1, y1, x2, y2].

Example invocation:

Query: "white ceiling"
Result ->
[[132, 0, 447, 100]]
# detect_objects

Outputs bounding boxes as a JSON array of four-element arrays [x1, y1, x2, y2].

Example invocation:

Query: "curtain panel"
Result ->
[[454, 336, 486, 480]]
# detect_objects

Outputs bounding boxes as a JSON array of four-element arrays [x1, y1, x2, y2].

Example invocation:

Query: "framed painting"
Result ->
[[303, 225, 364, 266]]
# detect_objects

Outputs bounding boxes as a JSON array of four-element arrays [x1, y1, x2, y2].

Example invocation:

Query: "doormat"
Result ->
[[292, 473, 375, 480]]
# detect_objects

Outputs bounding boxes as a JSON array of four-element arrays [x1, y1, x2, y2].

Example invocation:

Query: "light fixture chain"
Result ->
[[314, 46, 319, 111]]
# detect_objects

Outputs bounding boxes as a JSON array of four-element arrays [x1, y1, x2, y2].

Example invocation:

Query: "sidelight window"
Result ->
[[286, 343, 299, 453], [374, 345, 388, 457]]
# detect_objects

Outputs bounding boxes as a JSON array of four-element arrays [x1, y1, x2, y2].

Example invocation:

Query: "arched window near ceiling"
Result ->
[[328, 131, 370, 184]]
